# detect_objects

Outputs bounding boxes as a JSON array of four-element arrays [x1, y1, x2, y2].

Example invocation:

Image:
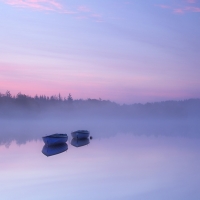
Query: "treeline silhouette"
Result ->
[[0, 90, 200, 119]]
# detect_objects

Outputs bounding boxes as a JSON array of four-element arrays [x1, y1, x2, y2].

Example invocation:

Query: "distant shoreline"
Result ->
[[0, 91, 200, 119]]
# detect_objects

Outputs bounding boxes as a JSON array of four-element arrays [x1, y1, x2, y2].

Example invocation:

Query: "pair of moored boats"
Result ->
[[42, 130, 90, 146]]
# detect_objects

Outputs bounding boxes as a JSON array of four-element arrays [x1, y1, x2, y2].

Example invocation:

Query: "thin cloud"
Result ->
[[173, 6, 200, 14], [156, 1, 200, 14], [76, 5, 103, 22], [2, 0, 102, 21], [187, 0, 196, 3], [156, 4, 170, 9], [76, 13, 103, 23], [185, 6, 200, 12], [174, 8, 185, 14], [78, 5, 90, 13], [2, 0, 74, 13]]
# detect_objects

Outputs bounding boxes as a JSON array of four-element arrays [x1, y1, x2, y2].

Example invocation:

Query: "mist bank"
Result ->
[[1, 91, 200, 146], [0, 91, 200, 119], [0, 118, 200, 146]]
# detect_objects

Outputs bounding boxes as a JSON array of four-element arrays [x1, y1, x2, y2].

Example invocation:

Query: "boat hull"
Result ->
[[71, 130, 89, 139], [42, 134, 68, 146]]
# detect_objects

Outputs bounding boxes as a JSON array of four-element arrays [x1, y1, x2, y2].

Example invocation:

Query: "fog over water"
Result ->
[[0, 95, 200, 146], [0, 118, 199, 146]]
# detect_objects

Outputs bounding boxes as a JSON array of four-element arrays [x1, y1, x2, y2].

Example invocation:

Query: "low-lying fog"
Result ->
[[1, 118, 200, 146], [0, 94, 200, 146]]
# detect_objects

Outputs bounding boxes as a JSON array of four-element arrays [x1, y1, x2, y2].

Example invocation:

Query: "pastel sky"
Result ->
[[0, 0, 200, 103]]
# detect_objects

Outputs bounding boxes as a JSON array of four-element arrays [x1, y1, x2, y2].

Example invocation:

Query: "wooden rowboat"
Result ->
[[42, 133, 68, 146], [71, 130, 90, 139]]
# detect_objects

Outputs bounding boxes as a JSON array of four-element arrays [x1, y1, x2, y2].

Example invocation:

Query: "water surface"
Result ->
[[0, 120, 200, 200]]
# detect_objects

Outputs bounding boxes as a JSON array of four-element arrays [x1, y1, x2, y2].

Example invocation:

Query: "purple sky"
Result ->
[[0, 0, 200, 103]]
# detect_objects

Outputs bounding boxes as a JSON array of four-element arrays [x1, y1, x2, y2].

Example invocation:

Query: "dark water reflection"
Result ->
[[71, 138, 90, 147], [41, 138, 90, 157], [42, 143, 68, 157]]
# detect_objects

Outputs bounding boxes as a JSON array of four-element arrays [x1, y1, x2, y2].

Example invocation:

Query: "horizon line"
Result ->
[[0, 90, 199, 105]]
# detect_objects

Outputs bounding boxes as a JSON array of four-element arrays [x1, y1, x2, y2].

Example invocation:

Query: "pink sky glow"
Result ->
[[4, 0, 63, 11], [157, 0, 200, 14], [0, 0, 200, 103]]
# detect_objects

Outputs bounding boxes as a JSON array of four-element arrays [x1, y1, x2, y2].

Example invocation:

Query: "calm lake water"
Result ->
[[0, 119, 200, 200]]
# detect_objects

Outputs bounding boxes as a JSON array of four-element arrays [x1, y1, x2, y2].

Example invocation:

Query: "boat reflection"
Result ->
[[42, 143, 68, 157], [71, 138, 90, 147]]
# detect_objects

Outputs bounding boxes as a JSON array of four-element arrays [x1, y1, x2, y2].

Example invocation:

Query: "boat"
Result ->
[[71, 130, 90, 139], [71, 138, 90, 147], [42, 143, 68, 157], [42, 133, 68, 146]]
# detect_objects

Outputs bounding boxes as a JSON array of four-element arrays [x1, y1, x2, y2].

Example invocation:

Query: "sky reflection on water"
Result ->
[[0, 128, 200, 200], [0, 120, 200, 200]]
